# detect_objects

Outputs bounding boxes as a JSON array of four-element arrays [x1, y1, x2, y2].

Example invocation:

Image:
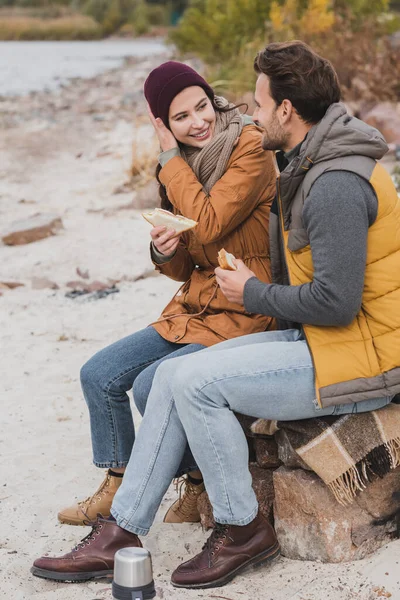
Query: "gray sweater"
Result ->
[[244, 170, 378, 327]]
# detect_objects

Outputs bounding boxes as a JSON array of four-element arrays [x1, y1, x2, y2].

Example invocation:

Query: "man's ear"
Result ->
[[280, 99, 293, 124]]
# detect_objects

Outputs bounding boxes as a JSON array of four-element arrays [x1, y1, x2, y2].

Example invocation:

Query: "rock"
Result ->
[[86, 280, 110, 292], [235, 413, 258, 436], [66, 280, 87, 290], [31, 277, 59, 290], [273, 466, 400, 563], [254, 437, 281, 469], [2, 214, 63, 246], [197, 463, 275, 530], [250, 463, 275, 522], [275, 429, 311, 470], [361, 103, 400, 144]]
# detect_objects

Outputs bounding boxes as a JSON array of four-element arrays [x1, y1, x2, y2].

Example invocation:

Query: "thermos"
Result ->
[[112, 547, 156, 600]]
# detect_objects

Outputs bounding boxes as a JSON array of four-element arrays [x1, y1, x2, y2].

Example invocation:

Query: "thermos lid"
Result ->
[[113, 547, 153, 588]]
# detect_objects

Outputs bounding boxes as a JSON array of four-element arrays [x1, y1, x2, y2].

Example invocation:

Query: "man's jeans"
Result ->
[[111, 329, 392, 535], [80, 326, 204, 474]]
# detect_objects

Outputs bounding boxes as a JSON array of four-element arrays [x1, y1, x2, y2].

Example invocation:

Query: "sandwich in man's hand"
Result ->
[[142, 208, 198, 234], [217, 248, 238, 271]]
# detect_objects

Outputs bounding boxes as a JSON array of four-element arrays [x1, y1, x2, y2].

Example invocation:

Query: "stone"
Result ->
[[31, 277, 59, 290], [197, 463, 275, 530], [275, 429, 311, 470], [235, 413, 258, 437], [254, 437, 282, 469], [2, 214, 63, 245], [273, 466, 400, 563]]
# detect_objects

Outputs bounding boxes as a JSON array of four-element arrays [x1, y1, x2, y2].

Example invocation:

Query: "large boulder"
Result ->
[[273, 466, 400, 562], [2, 214, 63, 245]]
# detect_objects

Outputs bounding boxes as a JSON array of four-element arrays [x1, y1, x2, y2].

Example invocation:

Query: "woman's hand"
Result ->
[[147, 103, 178, 152], [151, 226, 180, 257]]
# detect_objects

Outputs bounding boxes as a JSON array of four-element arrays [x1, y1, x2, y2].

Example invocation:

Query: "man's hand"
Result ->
[[151, 226, 180, 256], [215, 260, 256, 305], [147, 103, 178, 152]]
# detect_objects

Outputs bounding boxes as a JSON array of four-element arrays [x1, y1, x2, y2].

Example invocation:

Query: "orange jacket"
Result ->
[[151, 124, 277, 346]]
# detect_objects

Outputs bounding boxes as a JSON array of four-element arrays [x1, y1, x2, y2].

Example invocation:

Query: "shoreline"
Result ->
[[0, 38, 168, 99], [1, 52, 399, 600]]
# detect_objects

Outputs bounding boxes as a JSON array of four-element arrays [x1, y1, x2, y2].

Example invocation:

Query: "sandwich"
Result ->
[[217, 248, 237, 271], [142, 208, 198, 234]]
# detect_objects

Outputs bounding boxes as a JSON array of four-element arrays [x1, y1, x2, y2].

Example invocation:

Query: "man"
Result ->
[[32, 41, 400, 590]]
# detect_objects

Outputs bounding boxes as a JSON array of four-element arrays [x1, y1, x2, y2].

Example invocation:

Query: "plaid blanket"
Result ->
[[250, 402, 400, 505]]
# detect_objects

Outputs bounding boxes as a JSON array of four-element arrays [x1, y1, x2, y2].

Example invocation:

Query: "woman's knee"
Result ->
[[132, 368, 154, 416], [80, 352, 107, 393]]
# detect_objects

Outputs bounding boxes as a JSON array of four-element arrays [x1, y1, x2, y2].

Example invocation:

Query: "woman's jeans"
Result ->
[[81, 326, 205, 475], [110, 329, 392, 535]]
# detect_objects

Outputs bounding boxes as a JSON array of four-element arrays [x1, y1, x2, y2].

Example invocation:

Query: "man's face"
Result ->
[[253, 74, 290, 151]]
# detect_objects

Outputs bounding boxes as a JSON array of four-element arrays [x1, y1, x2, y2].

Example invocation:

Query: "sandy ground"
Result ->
[[1, 53, 400, 600]]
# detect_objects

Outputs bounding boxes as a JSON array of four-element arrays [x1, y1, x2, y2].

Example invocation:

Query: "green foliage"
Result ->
[[130, 0, 149, 35], [101, 0, 125, 33], [170, 0, 272, 65], [334, 0, 389, 19]]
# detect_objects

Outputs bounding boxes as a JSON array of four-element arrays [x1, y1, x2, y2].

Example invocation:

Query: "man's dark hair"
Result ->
[[254, 41, 341, 124]]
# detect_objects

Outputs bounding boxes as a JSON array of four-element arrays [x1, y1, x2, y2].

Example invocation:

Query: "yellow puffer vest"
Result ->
[[279, 160, 400, 408]]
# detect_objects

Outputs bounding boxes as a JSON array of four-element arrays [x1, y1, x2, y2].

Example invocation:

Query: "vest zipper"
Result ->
[[277, 177, 322, 408]]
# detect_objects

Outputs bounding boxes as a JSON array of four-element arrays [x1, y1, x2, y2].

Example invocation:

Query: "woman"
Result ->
[[57, 61, 276, 528]]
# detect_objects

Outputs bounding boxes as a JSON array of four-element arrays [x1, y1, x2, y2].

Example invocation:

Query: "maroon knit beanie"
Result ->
[[144, 61, 214, 128]]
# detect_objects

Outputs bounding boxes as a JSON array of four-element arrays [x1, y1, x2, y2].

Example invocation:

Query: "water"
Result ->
[[0, 39, 167, 96]]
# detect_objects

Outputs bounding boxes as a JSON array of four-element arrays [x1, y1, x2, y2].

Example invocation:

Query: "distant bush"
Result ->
[[170, 0, 272, 65], [0, 13, 102, 39], [171, 0, 400, 102]]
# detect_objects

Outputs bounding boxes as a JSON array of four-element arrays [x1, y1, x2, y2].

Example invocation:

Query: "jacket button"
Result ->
[[174, 335, 180, 340]]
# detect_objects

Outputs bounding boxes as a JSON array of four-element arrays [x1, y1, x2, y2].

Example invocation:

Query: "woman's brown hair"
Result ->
[[155, 91, 246, 212]]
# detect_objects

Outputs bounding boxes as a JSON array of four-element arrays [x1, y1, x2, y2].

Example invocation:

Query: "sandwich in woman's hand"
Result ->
[[217, 248, 237, 271], [142, 208, 198, 234]]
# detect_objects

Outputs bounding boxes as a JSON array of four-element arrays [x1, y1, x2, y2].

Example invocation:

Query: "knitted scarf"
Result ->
[[180, 96, 244, 194]]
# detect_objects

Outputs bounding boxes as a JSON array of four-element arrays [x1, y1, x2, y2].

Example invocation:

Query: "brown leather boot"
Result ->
[[171, 512, 280, 589], [163, 476, 205, 524], [31, 516, 142, 582], [58, 470, 123, 526]]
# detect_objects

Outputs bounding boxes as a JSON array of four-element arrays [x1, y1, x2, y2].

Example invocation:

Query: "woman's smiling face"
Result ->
[[168, 86, 216, 148]]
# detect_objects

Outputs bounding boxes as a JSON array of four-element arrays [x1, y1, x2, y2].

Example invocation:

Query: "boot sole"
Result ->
[[171, 541, 280, 589], [30, 566, 113, 582], [58, 513, 111, 526]]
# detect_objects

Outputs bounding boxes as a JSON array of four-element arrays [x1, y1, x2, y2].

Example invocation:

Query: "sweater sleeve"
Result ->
[[243, 171, 378, 326], [151, 234, 195, 282], [158, 129, 276, 245]]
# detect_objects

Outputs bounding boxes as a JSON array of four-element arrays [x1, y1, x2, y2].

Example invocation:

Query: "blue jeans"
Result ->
[[111, 329, 392, 535], [80, 326, 205, 475]]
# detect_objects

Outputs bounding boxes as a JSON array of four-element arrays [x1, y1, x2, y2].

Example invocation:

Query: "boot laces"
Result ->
[[72, 519, 104, 551], [78, 471, 111, 509], [202, 523, 230, 556], [173, 477, 200, 518]]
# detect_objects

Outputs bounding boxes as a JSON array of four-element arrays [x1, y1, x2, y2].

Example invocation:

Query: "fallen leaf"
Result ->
[[76, 267, 89, 280], [0, 281, 24, 289]]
